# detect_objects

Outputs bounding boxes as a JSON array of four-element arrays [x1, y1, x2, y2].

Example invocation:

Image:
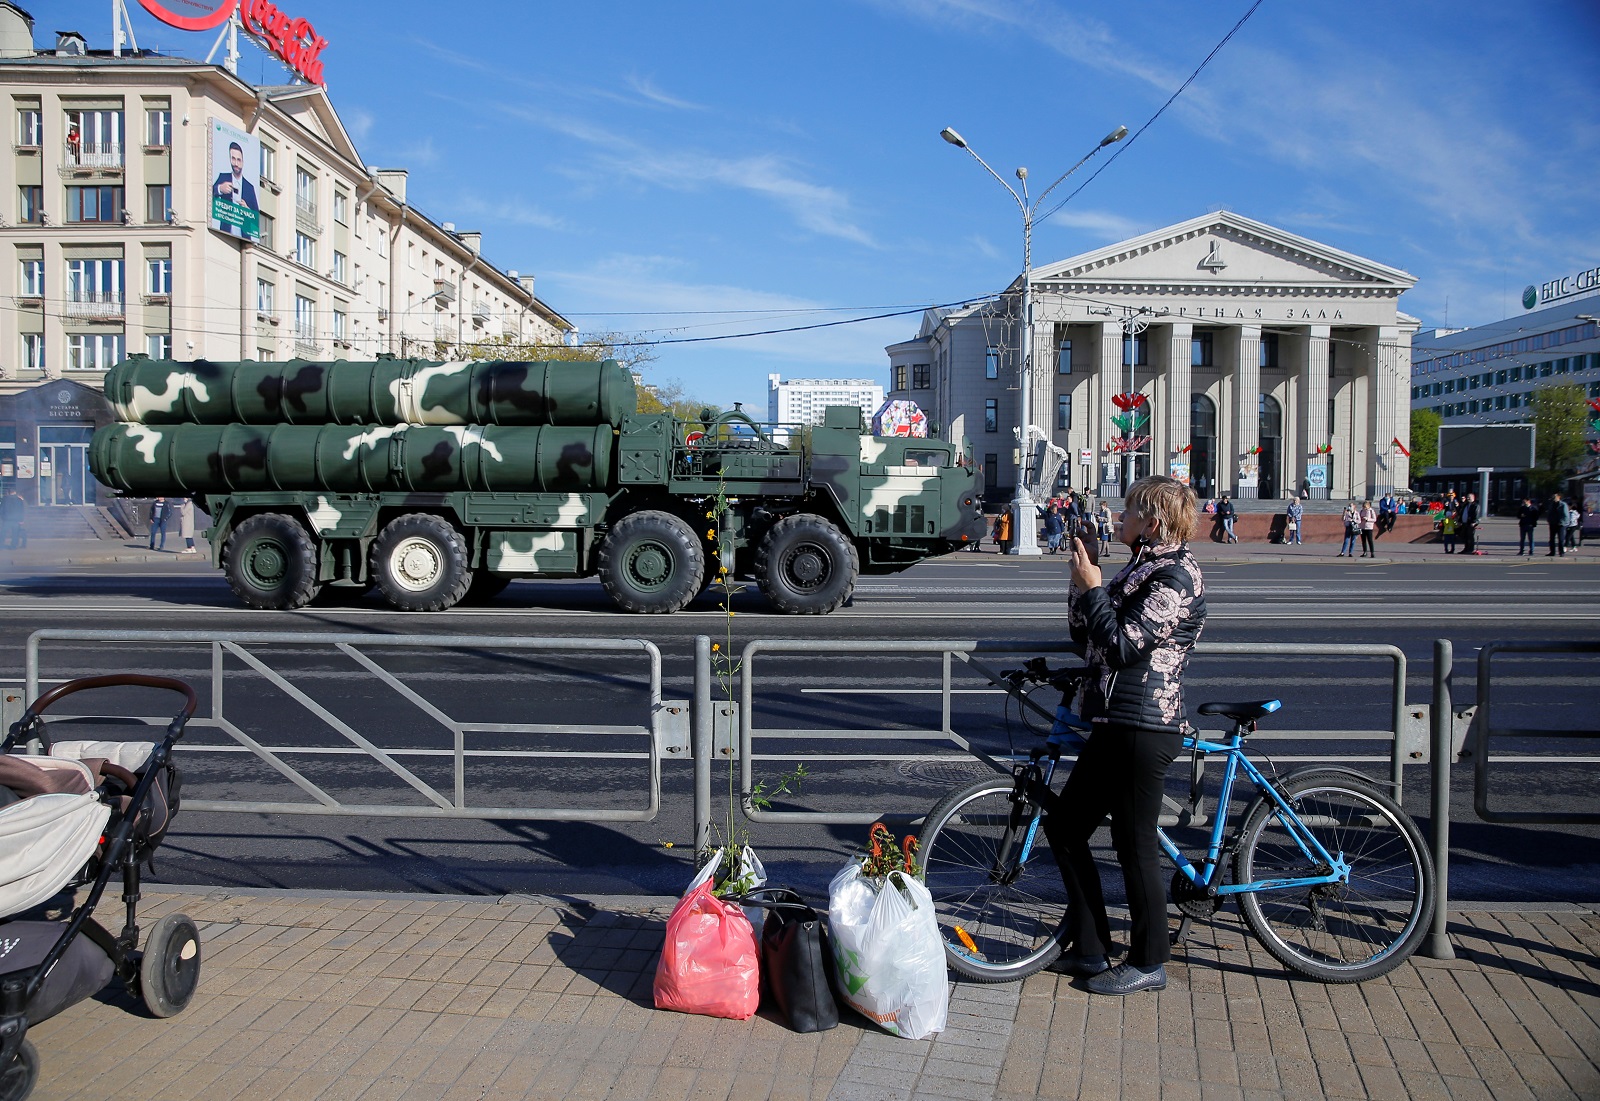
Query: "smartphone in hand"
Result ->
[[1075, 534, 1099, 567]]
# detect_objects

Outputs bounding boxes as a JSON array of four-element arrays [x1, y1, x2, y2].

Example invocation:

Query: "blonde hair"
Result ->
[[1125, 475, 1198, 544]]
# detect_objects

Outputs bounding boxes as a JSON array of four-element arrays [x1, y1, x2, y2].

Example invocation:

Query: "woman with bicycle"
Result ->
[[1043, 474, 1206, 996]]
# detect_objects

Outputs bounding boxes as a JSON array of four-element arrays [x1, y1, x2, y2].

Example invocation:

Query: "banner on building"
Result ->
[[1307, 464, 1329, 489], [1236, 458, 1259, 489], [1168, 460, 1190, 485], [209, 119, 261, 242]]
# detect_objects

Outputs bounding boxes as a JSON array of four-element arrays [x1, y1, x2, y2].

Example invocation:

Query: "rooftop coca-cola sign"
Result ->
[[137, 0, 329, 86]]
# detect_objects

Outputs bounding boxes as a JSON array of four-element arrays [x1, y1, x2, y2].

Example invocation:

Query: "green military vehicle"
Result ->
[[90, 357, 985, 614]]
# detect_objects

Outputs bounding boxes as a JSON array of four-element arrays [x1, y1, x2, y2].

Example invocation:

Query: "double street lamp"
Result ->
[[941, 124, 1128, 554]]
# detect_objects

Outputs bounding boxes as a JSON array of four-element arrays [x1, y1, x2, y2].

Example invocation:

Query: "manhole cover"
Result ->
[[896, 758, 1000, 785]]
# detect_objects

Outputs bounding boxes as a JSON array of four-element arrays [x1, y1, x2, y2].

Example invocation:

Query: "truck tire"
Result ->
[[755, 514, 858, 614], [371, 514, 473, 612], [598, 511, 705, 614], [223, 513, 322, 610]]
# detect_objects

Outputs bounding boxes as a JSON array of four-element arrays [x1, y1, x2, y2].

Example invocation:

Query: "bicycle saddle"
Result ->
[[1197, 699, 1281, 725]]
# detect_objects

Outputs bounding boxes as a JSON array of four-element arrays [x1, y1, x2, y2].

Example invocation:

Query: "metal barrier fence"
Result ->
[[694, 638, 1417, 843], [25, 629, 674, 822]]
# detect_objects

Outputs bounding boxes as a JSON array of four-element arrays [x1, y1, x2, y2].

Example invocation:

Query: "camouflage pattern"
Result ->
[[486, 530, 580, 573], [90, 422, 614, 496], [103, 357, 636, 427]]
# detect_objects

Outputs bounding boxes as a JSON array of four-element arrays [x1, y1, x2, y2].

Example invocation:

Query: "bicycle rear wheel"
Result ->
[[919, 778, 1070, 983], [1233, 774, 1434, 982]]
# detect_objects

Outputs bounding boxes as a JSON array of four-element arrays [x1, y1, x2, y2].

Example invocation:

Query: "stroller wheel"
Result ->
[[138, 913, 202, 1018], [0, 1039, 38, 1101]]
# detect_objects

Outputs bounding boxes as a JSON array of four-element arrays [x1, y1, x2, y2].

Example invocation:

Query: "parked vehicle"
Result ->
[[91, 357, 985, 614]]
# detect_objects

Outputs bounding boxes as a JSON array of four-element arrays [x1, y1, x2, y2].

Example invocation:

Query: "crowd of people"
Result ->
[[977, 489, 1114, 557]]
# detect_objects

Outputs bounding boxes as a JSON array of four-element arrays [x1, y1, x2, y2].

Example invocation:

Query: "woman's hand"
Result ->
[[1070, 536, 1102, 590]]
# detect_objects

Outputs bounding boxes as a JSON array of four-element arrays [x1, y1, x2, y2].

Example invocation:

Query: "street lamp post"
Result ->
[[941, 124, 1127, 555]]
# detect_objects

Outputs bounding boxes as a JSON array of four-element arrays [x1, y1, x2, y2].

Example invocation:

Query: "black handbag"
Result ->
[[742, 887, 840, 1033]]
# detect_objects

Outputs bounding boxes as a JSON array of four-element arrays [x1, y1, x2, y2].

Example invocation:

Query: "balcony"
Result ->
[[61, 142, 124, 176], [432, 279, 456, 304], [295, 196, 320, 234], [472, 299, 492, 326], [64, 292, 125, 320], [294, 328, 321, 357]]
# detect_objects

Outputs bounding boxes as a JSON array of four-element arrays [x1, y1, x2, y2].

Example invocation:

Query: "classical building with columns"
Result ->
[[887, 211, 1419, 502]]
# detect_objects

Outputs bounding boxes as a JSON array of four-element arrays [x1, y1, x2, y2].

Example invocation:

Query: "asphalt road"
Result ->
[[2, 551, 1597, 907]]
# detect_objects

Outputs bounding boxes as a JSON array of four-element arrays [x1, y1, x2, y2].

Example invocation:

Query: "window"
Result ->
[[64, 109, 123, 165], [1431, 382, 1442, 396], [145, 184, 171, 223], [66, 185, 124, 223], [1122, 334, 1148, 367], [1494, 395, 1507, 410], [332, 190, 348, 225], [331, 250, 347, 284], [18, 185, 42, 224], [434, 258, 444, 281], [295, 167, 317, 215], [1556, 357, 1570, 375], [1468, 400, 1479, 414], [1191, 332, 1213, 367], [407, 241, 415, 269], [1328, 398, 1335, 438], [144, 108, 171, 147], [1495, 369, 1507, 385], [1510, 365, 1522, 381], [257, 347, 275, 361], [259, 211, 275, 250], [1468, 376, 1478, 390], [1260, 332, 1279, 369], [295, 232, 316, 268], [893, 365, 907, 391], [1058, 338, 1072, 374], [1056, 394, 1071, 431], [984, 454, 998, 493], [256, 278, 275, 315], [332, 308, 347, 341], [67, 333, 123, 371], [295, 294, 316, 339], [1539, 361, 1553, 377], [147, 258, 172, 295], [1444, 379, 1455, 394], [1329, 342, 1337, 376], [22, 334, 44, 372], [17, 108, 40, 146], [147, 333, 172, 358], [259, 144, 276, 183], [985, 346, 999, 380], [19, 259, 42, 297], [377, 227, 387, 258], [66, 258, 123, 307], [984, 398, 998, 433], [912, 363, 930, 389]]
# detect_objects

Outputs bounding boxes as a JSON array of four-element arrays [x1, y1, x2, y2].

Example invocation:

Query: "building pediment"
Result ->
[[1032, 211, 1416, 294]]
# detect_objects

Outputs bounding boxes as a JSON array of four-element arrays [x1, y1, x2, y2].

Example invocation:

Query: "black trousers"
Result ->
[[1044, 721, 1182, 968], [1549, 526, 1565, 555], [1461, 525, 1475, 554]]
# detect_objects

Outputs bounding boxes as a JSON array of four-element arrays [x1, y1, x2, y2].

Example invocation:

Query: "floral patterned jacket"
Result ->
[[1067, 542, 1207, 733]]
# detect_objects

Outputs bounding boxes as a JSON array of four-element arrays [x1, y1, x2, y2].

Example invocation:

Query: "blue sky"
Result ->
[[51, 0, 1600, 412]]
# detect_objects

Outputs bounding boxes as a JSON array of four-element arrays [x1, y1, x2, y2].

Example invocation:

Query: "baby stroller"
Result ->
[[1, 674, 200, 1101]]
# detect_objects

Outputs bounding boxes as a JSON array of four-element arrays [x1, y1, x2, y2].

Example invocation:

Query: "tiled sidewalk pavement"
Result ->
[[22, 889, 1600, 1101]]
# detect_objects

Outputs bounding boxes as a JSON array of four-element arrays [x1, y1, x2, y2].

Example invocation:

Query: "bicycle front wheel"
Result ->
[[919, 778, 1069, 983], [1233, 774, 1434, 983]]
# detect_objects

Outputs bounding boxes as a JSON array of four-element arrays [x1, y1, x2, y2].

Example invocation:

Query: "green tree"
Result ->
[[1408, 408, 1441, 477], [1528, 383, 1589, 493], [461, 330, 658, 373]]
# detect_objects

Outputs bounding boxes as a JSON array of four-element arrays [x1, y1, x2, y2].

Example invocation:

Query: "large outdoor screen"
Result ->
[[1438, 424, 1536, 469]]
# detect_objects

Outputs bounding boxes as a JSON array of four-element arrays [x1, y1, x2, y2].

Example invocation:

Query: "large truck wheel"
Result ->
[[755, 514, 858, 614], [371, 514, 473, 612], [598, 511, 705, 614], [222, 513, 322, 610]]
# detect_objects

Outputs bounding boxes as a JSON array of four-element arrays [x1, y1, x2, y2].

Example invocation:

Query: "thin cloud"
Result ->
[[625, 74, 707, 112], [450, 194, 568, 232], [1043, 209, 1147, 243]]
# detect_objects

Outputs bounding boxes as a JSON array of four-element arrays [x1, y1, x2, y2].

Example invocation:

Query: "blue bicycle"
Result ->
[[920, 661, 1435, 984]]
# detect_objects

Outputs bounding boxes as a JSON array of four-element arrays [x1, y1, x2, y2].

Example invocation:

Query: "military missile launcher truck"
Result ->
[[90, 356, 986, 614]]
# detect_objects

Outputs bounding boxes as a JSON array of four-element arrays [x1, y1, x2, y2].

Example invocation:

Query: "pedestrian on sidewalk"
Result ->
[[1044, 504, 1065, 554], [178, 498, 197, 553], [1546, 493, 1568, 557], [1461, 493, 1482, 555], [1440, 510, 1458, 553], [148, 497, 169, 551], [1285, 496, 1304, 546], [0, 486, 25, 549], [1096, 501, 1113, 559], [1377, 492, 1397, 536], [1565, 496, 1581, 551], [1358, 499, 1378, 557], [1516, 497, 1540, 555], [1338, 502, 1360, 557], [993, 508, 1013, 555], [1216, 494, 1238, 544], [1045, 475, 1206, 997]]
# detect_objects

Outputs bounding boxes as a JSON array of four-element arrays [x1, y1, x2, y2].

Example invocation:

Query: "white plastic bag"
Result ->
[[826, 859, 948, 1040], [687, 845, 767, 928]]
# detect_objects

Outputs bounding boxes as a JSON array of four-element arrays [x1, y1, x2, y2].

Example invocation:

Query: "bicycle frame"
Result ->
[[1007, 726, 1350, 898]]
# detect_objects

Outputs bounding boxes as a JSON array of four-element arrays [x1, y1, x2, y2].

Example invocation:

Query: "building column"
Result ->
[[1367, 325, 1408, 494], [1296, 325, 1331, 499], [1231, 324, 1261, 498], [1159, 321, 1193, 483], [1096, 320, 1123, 496]]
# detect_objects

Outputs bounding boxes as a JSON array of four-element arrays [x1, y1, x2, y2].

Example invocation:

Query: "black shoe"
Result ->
[[1049, 951, 1111, 978], [1086, 962, 1167, 996]]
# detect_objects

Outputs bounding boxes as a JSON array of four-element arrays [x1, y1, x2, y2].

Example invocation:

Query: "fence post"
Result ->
[[693, 634, 712, 857], [1425, 637, 1455, 960]]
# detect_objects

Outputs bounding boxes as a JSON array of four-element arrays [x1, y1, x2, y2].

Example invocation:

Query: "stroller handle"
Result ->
[[24, 674, 199, 720]]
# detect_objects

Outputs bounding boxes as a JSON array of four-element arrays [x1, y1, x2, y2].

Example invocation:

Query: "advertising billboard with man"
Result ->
[[209, 119, 261, 241]]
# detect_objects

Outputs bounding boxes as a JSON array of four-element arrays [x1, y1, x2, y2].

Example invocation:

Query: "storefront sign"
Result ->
[[46, 388, 84, 419], [1078, 447, 1093, 466], [138, 0, 328, 85], [1523, 265, 1600, 310]]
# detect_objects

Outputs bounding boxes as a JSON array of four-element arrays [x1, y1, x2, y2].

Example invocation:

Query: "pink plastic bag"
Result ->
[[653, 880, 760, 1019]]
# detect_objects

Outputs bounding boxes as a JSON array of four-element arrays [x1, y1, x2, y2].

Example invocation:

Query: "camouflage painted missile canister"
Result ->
[[102, 357, 636, 427], [90, 422, 615, 496]]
